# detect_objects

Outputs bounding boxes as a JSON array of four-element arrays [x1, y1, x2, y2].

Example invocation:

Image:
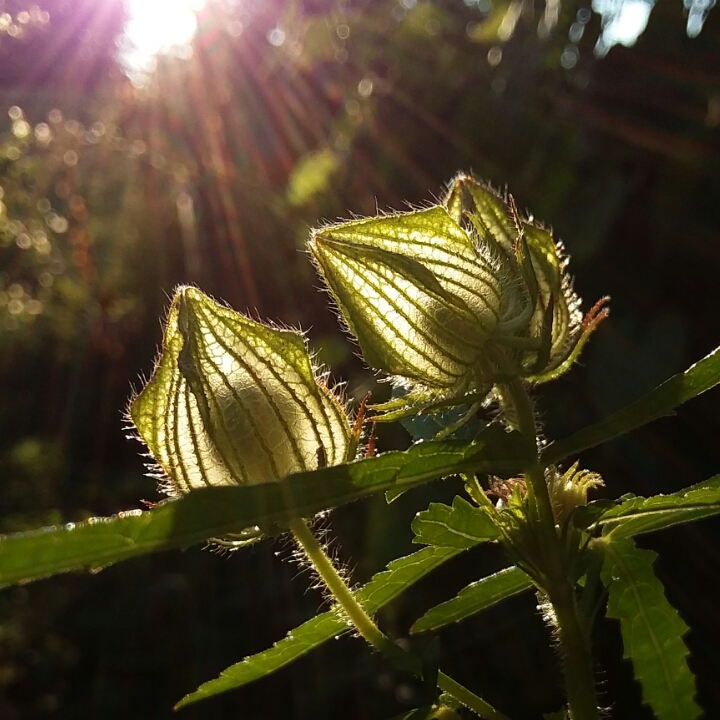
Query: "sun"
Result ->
[[120, 0, 206, 82]]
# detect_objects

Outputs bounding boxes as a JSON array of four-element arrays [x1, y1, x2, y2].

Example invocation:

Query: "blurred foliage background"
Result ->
[[0, 0, 719, 718]]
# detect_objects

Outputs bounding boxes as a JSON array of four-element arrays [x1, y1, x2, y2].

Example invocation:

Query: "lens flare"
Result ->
[[120, 0, 206, 83]]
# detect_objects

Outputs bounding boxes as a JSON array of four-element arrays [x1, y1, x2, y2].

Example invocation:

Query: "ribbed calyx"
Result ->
[[309, 174, 607, 420], [129, 287, 351, 496]]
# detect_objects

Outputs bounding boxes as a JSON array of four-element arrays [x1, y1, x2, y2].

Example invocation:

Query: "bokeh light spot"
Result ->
[[267, 27, 286, 46]]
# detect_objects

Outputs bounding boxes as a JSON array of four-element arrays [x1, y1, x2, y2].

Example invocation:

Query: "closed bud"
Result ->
[[310, 175, 608, 419], [444, 174, 608, 383], [129, 287, 352, 497]]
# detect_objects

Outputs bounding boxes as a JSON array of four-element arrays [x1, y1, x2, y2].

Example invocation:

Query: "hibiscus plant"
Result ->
[[1, 174, 719, 720]]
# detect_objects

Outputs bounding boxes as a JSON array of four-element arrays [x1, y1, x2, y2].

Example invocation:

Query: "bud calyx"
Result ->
[[129, 287, 352, 497], [310, 174, 608, 421]]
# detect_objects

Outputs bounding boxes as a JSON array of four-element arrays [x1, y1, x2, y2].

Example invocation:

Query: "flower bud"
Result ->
[[129, 287, 351, 496], [310, 206, 526, 396], [310, 175, 608, 418], [444, 174, 608, 383], [548, 463, 603, 526]]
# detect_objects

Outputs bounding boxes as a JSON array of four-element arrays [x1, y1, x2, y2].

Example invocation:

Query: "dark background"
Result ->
[[0, 0, 719, 718]]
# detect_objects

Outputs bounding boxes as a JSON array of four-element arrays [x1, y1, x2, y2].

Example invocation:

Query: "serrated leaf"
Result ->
[[601, 537, 700, 720], [595, 474, 720, 538], [175, 546, 461, 708], [412, 496, 500, 549], [0, 428, 532, 588], [543, 345, 720, 465], [411, 566, 533, 634]]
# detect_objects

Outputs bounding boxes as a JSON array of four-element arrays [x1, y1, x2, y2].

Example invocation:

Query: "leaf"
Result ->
[[286, 147, 341, 206], [601, 537, 700, 720], [401, 405, 485, 442], [595, 474, 720, 538], [0, 427, 533, 588], [412, 496, 500, 549], [411, 567, 533, 634], [175, 546, 462, 708], [543, 345, 720, 465]]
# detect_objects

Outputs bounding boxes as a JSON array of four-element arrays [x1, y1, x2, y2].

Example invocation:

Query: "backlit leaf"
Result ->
[[412, 496, 500, 549], [543, 345, 720, 465], [595, 474, 720, 538], [411, 566, 533, 634], [0, 428, 534, 588], [601, 537, 700, 720], [175, 546, 462, 708]]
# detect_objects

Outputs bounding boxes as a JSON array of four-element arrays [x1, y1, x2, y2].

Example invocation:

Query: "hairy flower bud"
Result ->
[[129, 287, 351, 496], [548, 463, 603, 526], [444, 174, 607, 383], [310, 174, 608, 419], [310, 206, 511, 391]]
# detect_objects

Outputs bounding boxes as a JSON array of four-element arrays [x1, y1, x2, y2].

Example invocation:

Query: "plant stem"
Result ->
[[501, 378, 600, 720], [550, 582, 600, 720], [288, 516, 511, 720]]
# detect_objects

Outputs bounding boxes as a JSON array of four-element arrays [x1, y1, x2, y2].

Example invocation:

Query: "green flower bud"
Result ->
[[310, 206, 516, 394], [548, 463, 603, 527], [444, 173, 608, 383], [309, 175, 608, 419], [129, 287, 352, 497]]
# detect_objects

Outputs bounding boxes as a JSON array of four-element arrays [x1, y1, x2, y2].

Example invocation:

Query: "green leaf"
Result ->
[[595, 474, 720, 539], [601, 537, 700, 720], [543, 345, 720, 465], [0, 428, 533, 588], [176, 546, 462, 709], [411, 566, 533, 634], [412, 496, 500, 549], [400, 404, 485, 442]]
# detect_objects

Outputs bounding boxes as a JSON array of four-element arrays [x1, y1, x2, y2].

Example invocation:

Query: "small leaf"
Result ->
[[401, 404, 485, 442], [601, 537, 700, 720], [543, 345, 720, 465], [0, 429, 534, 589], [175, 546, 462, 708], [411, 566, 533, 634], [412, 496, 500, 549], [596, 474, 720, 538]]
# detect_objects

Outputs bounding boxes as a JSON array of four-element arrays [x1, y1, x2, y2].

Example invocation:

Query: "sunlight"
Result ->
[[120, 0, 205, 82]]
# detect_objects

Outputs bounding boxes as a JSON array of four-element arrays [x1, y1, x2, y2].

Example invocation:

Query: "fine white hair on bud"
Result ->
[[129, 286, 352, 496], [309, 174, 608, 423]]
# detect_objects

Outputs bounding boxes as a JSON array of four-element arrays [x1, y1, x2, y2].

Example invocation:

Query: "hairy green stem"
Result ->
[[501, 379, 600, 720], [550, 583, 599, 720], [288, 517, 511, 720]]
